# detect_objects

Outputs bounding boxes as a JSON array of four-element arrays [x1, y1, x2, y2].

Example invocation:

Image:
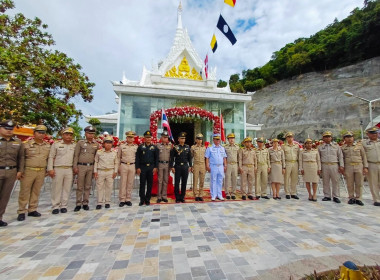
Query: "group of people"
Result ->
[[0, 118, 379, 228]]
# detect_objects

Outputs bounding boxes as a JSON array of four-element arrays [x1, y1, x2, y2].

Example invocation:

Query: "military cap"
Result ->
[[84, 126, 96, 133], [0, 120, 15, 129], [103, 136, 114, 143], [285, 132, 294, 138], [322, 131, 332, 137], [126, 131, 136, 137], [62, 127, 74, 134], [243, 137, 252, 142], [143, 130, 152, 137], [196, 133, 203, 139], [257, 137, 264, 143], [343, 131, 354, 138], [178, 132, 187, 138], [272, 138, 279, 142], [366, 126, 379, 134], [304, 138, 313, 143], [227, 133, 235, 139], [213, 133, 221, 139], [161, 131, 169, 137], [34, 125, 47, 132]]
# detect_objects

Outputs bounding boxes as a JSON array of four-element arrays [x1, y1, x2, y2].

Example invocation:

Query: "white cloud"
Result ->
[[12, 0, 363, 119]]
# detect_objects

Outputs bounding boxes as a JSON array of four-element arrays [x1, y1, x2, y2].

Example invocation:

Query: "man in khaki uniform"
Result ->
[[118, 131, 138, 207], [224, 133, 240, 200], [282, 132, 300, 199], [362, 126, 380, 206], [238, 137, 257, 200], [341, 131, 368, 206], [255, 137, 270, 199], [0, 120, 24, 227], [73, 126, 100, 211], [157, 131, 171, 203], [318, 131, 344, 203], [94, 136, 119, 209], [191, 133, 206, 201], [48, 127, 76, 214], [17, 125, 50, 221]]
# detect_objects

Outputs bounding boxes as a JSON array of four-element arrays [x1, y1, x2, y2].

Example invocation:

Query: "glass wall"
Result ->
[[119, 94, 245, 143]]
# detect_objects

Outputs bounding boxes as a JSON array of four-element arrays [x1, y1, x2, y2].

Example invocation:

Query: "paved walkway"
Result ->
[[0, 180, 379, 280]]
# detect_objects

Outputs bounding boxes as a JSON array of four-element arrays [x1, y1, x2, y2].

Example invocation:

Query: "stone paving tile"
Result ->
[[0, 183, 380, 279]]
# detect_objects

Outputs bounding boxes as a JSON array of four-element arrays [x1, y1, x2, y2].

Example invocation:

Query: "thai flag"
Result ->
[[161, 109, 174, 142]]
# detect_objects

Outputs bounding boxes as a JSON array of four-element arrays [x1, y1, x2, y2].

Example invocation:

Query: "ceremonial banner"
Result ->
[[220, 113, 226, 142], [204, 54, 209, 79], [210, 34, 218, 53], [161, 109, 174, 142], [224, 0, 236, 7], [217, 14, 237, 45]]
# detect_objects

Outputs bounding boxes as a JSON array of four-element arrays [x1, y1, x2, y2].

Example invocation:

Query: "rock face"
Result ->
[[247, 57, 380, 140]]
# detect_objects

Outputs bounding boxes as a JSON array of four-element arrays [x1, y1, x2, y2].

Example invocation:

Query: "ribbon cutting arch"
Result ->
[[149, 107, 223, 142]]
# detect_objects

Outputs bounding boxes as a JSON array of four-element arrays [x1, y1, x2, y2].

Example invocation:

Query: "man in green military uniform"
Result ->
[[157, 131, 171, 203], [191, 133, 206, 201]]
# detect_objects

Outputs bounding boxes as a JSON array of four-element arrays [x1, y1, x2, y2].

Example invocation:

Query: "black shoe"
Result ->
[[52, 209, 59, 214], [157, 199, 162, 203], [195, 197, 199, 201], [226, 196, 231, 200], [17, 213, 25, 221], [60, 208, 67, 213], [291, 195, 299, 200], [242, 196, 246, 200], [96, 205, 102, 210], [286, 195, 291, 199], [355, 200, 364, 206], [231, 196, 236, 200], [139, 201, 145, 206], [277, 196, 281, 200], [198, 197, 204, 202], [322, 197, 331, 201], [162, 198, 168, 203], [125, 201, 132, 206], [273, 197, 277, 200], [333, 197, 341, 204], [374, 202, 380, 207], [262, 196, 270, 199], [256, 196, 260, 199], [181, 199, 185, 203], [105, 204, 110, 208], [248, 195, 254, 200], [0, 220, 8, 227], [145, 201, 151, 206], [175, 199, 181, 203], [348, 198, 356, 205], [83, 205, 89, 211], [74, 206, 81, 212], [119, 202, 125, 207], [28, 211, 41, 217]]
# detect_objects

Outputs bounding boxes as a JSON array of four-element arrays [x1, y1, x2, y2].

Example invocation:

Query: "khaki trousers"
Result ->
[[158, 163, 169, 199], [241, 165, 255, 196], [284, 162, 298, 195], [225, 164, 238, 196], [256, 164, 268, 196], [367, 162, 380, 203], [321, 163, 340, 198], [76, 165, 93, 206], [119, 163, 135, 202], [18, 169, 45, 214], [193, 163, 206, 197], [96, 169, 114, 205], [344, 164, 363, 200], [51, 167, 73, 210], [0, 169, 17, 220]]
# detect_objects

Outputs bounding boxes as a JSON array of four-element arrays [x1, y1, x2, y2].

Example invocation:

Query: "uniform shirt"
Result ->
[[24, 139, 50, 168], [118, 143, 138, 163], [205, 144, 227, 165], [362, 139, 380, 163], [318, 143, 344, 167], [94, 149, 119, 173], [269, 147, 286, 168], [224, 143, 240, 164], [157, 143, 171, 162], [238, 147, 257, 168], [0, 136, 25, 172], [342, 143, 368, 167], [73, 139, 100, 167], [256, 147, 270, 166], [282, 143, 300, 162], [299, 149, 321, 170], [47, 140, 76, 171], [191, 145, 206, 165], [170, 144, 192, 168], [135, 143, 158, 169]]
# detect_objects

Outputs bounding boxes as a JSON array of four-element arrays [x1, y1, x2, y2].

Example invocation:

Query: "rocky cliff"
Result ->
[[247, 57, 380, 140]]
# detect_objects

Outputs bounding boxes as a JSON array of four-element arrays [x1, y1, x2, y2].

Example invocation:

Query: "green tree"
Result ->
[[68, 118, 82, 140], [0, 0, 95, 132], [217, 79, 227, 88]]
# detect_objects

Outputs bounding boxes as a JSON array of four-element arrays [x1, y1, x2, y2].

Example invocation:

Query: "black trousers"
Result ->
[[139, 166, 153, 203], [174, 165, 189, 200]]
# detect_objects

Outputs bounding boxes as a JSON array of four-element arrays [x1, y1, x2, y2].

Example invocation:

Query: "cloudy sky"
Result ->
[[12, 0, 363, 121]]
